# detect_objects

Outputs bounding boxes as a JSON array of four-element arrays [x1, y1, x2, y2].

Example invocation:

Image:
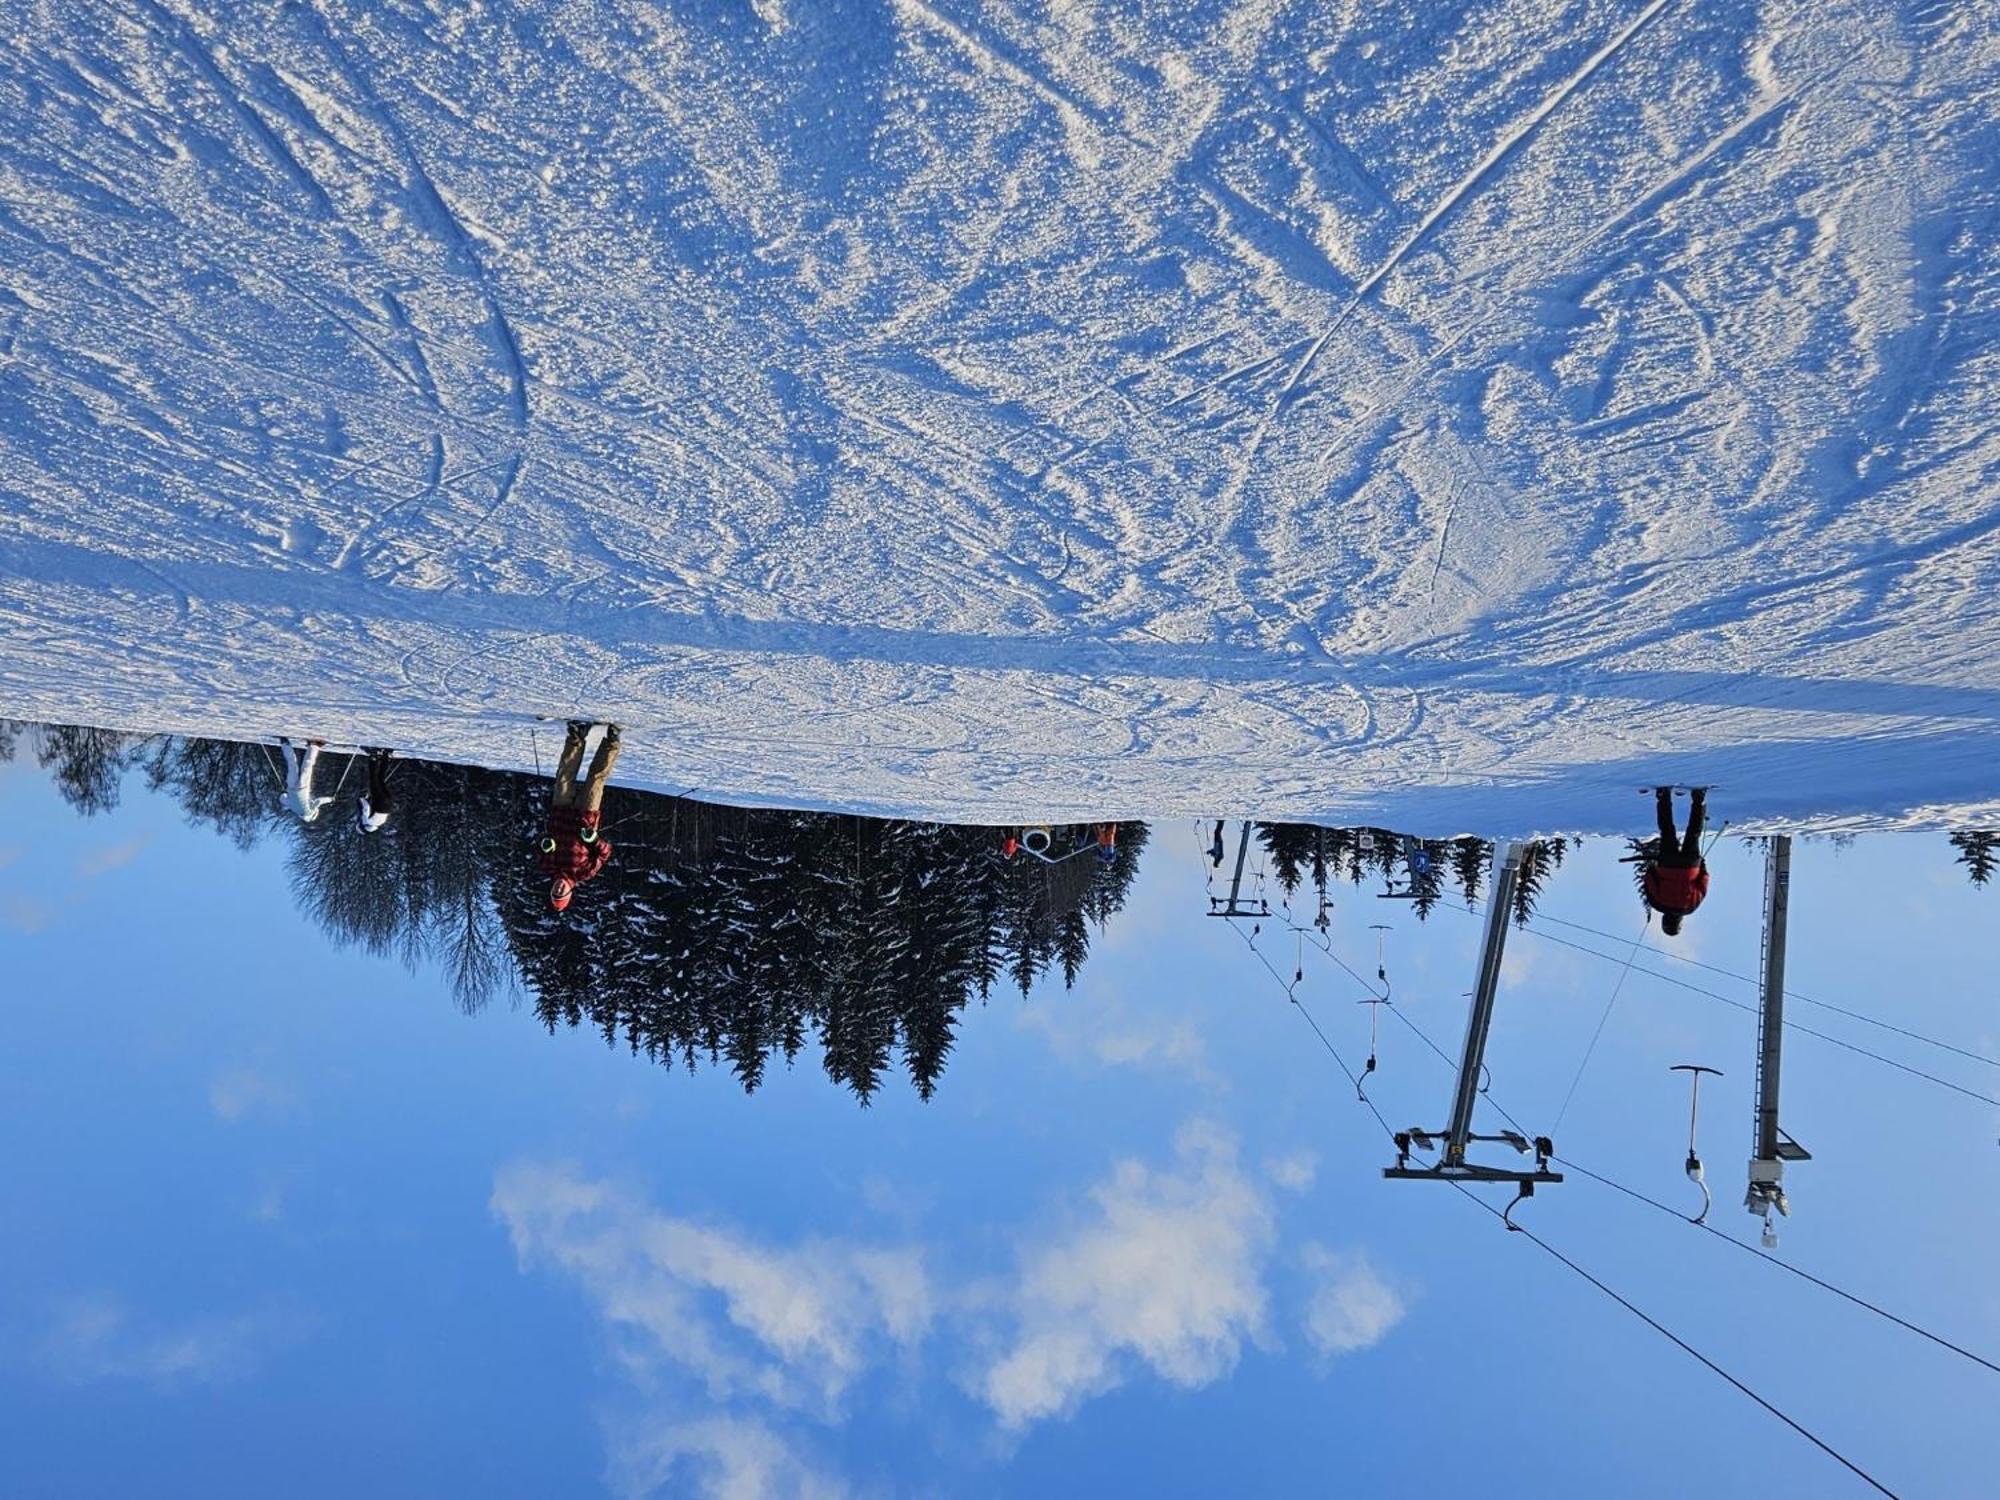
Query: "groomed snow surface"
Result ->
[[1, 0, 1996, 835]]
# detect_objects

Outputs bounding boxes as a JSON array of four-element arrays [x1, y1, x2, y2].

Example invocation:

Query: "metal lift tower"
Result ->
[[1747, 835, 1810, 1244], [1385, 841, 1559, 1189]]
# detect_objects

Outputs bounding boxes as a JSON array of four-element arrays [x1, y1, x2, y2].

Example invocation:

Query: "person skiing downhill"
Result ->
[[1643, 786, 1710, 936], [278, 737, 333, 823], [537, 721, 620, 912], [357, 749, 393, 834]]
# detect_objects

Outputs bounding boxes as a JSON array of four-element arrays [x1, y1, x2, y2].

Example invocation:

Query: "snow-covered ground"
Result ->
[[1, 0, 1996, 835]]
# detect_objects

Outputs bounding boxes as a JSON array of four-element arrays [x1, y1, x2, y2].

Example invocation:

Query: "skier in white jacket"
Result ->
[[278, 737, 333, 823]]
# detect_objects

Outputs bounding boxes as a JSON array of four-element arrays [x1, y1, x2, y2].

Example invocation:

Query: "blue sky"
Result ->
[[2, 759, 1996, 1498]]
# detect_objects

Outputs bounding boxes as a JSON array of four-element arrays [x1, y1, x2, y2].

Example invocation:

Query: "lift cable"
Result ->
[[1555, 1157, 2000, 1378], [1289, 927, 1511, 1111], [1445, 907, 2000, 1110], [1380, 993, 2000, 1381], [1233, 926, 1905, 1497], [1308, 928, 1392, 1001], [1449, 1184, 1900, 1500], [1552, 926, 1647, 1132], [1524, 907, 2000, 1073], [1232, 923, 1397, 1139], [1190, 820, 1219, 897]]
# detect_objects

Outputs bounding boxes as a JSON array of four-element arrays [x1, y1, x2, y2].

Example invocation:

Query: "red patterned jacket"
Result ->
[[1643, 861, 1709, 915], [537, 806, 612, 883]]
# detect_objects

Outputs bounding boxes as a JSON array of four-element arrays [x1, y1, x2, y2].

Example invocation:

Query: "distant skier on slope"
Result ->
[[538, 720, 620, 912], [1642, 785, 1710, 937], [278, 737, 333, 823], [357, 748, 393, 834]]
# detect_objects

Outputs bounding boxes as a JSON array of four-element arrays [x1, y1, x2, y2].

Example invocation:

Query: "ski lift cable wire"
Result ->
[[1233, 924, 1396, 1138], [1384, 1000, 2000, 1384], [1292, 923, 1503, 1101], [1527, 907, 2000, 1073], [1449, 1183, 1902, 1500], [1554, 1157, 2000, 1380], [1445, 906, 2000, 1110], [1380, 996, 1529, 1136], [1551, 926, 1648, 1133], [1295, 923, 1389, 1001], [1380, 995, 2000, 1382], [1231, 926, 1907, 1495]]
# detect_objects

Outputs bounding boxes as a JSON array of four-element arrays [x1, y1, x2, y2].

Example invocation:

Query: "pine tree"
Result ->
[[1511, 838, 1569, 926], [1950, 831, 1999, 888], [1255, 823, 1316, 895], [1451, 838, 1492, 910], [1055, 908, 1090, 988]]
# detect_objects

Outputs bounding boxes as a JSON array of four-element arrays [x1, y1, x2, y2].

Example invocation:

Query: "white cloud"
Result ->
[[1265, 1150, 1318, 1193], [41, 1297, 307, 1387], [1298, 1246, 1406, 1357], [491, 1163, 931, 1416], [975, 1121, 1275, 1429], [1499, 938, 1538, 989], [607, 1415, 845, 1500], [497, 1127, 1339, 1478], [208, 1068, 293, 1122], [1, 893, 52, 934], [1014, 986, 1216, 1086], [248, 1170, 294, 1224], [76, 834, 150, 878]]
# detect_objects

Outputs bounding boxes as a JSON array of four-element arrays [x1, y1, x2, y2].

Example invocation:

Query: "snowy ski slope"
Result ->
[[1, 0, 1996, 834]]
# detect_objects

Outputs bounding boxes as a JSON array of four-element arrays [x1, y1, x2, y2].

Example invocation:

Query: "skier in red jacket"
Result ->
[[1643, 785, 1709, 937], [538, 721, 620, 912]]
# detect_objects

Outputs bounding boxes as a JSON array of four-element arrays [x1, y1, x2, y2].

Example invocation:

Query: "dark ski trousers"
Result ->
[[366, 750, 393, 818], [1656, 787, 1705, 867]]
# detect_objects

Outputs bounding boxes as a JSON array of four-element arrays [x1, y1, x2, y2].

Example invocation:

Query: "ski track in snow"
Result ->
[[0, 0, 1997, 835]]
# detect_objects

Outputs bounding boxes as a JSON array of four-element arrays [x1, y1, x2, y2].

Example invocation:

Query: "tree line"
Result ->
[[6, 722, 1994, 1093], [0, 721, 1145, 1100], [1250, 822, 1573, 926]]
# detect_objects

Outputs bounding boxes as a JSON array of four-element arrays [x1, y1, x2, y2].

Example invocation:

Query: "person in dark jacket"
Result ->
[[1643, 786, 1709, 936], [357, 748, 394, 834], [537, 721, 620, 911]]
